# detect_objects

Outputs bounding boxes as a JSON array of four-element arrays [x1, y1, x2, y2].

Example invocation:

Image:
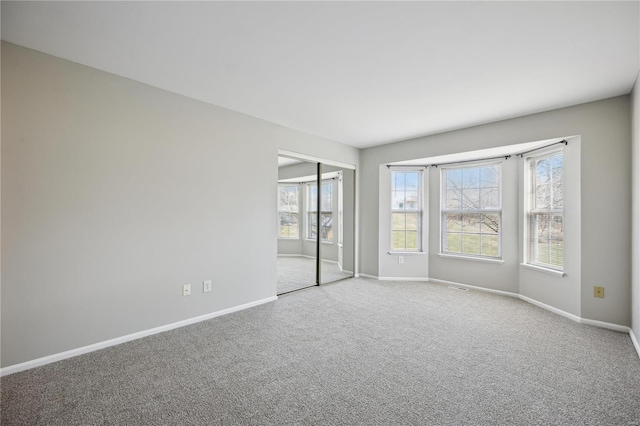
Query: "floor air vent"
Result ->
[[447, 286, 468, 292]]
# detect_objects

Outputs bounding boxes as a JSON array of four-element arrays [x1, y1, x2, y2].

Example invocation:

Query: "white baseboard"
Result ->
[[580, 317, 630, 333], [519, 294, 582, 324], [277, 254, 315, 259], [358, 273, 378, 280], [365, 275, 631, 336], [629, 329, 640, 358], [428, 278, 520, 299], [0, 296, 278, 377]]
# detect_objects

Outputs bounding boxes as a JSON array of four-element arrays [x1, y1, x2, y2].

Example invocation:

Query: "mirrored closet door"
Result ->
[[277, 155, 318, 294], [276, 154, 355, 295]]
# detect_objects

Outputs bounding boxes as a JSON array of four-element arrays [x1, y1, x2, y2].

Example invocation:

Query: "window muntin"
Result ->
[[441, 163, 502, 258], [391, 170, 423, 252], [307, 181, 333, 242], [278, 184, 299, 239], [527, 151, 564, 270]]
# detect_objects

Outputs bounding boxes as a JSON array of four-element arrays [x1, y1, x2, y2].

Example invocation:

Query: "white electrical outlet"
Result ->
[[183, 284, 191, 296], [203, 280, 212, 293], [399, 256, 404, 264]]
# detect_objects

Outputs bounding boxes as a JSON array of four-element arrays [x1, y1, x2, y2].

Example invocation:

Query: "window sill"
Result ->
[[278, 237, 300, 240], [388, 251, 426, 256], [520, 263, 565, 277], [438, 253, 504, 264]]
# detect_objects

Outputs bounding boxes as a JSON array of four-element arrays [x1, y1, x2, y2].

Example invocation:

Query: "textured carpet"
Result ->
[[277, 256, 351, 294], [2, 278, 640, 425]]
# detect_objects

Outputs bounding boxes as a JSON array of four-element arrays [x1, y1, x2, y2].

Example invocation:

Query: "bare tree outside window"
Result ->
[[528, 152, 564, 269], [441, 164, 502, 257], [308, 181, 333, 242], [278, 185, 299, 238]]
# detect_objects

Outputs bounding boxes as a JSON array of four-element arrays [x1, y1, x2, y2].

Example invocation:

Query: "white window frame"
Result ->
[[307, 180, 334, 243], [390, 168, 424, 253], [277, 184, 300, 239], [440, 161, 503, 260], [525, 148, 564, 272]]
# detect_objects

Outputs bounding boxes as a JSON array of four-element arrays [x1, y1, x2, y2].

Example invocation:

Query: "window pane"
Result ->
[[480, 166, 500, 188], [321, 194, 331, 211], [392, 231, 406, 251], [446, 169, 462, 190], [279, 213, 299, 238], [405, 212, 419, 231], [308, 185, 318, 212], [528, 151, 564, 269], [446, 214, 462, 232], [462, 213, 480, 233], [463, 234, 480, 255], [405, 191, 419, 210], [535, 183, 550, 209], [481, 235, 499, 257], [279, 186, 299, 212], [535, 158, 550, 184], [551, 155, 564, 209], [480, 187, 500, 209], [309, 212, 318, 239], [393, 172, 406, 191], [392, 190, 405, 210], [462, 168, 480, 189], [446, 187, 462, 210], [549, 215, 563, 266], [321, 183, 332, 211], [405, 172, 419, 190], [462, 188, 480, 209], [391, 170, 422, 252], [321, 213, 333, 241], [446, 233, 462, 253], [405, 231, 418, 250], [442, 164, 501, 259], [392, 213, 406, 230], [531, 213, 550, 264], [481, 213, 499, 235]]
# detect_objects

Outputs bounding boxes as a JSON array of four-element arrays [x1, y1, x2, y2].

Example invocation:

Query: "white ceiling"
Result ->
[[2, 1, 639, 149]]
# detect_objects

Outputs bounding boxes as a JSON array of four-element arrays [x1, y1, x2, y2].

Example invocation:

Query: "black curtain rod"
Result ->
[[430, 155, 511, 168], [386, 164, 428, 169], [516, 139, 567, 158], [386, 139, 568, 169]]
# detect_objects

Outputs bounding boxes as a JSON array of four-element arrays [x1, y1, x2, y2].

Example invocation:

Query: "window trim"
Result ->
[[277, 183, 300, 240], [439, 159, 503, 260], [524, 147, 565, 273], [389, 168, 424, 253]]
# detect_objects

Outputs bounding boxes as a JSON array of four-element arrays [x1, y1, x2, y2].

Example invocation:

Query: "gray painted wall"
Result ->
[[632, 72, 640, 341], [1, 42, 359, 367], [360, 96, 631, 326]]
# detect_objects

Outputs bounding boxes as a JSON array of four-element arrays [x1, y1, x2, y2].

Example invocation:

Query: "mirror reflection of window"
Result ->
[[307, 181, 333, 242], [278, 184, 299, 239]]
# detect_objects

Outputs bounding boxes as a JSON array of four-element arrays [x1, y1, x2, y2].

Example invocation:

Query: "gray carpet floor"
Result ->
[[2, 278, 640, 425], [277, 256, 351, 294]]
